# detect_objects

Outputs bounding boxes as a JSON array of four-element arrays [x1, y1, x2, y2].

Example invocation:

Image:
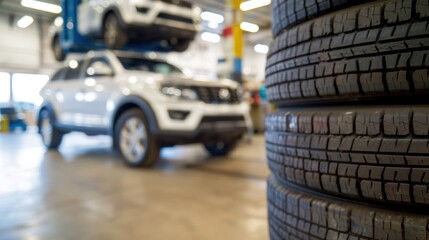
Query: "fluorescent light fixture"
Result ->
[[68, 60, 79, 69], [201, 11, 224, 23], [254, 44, 269, 54], [21, 0, 62, 14], [17, 16, 34, 28], [54, 16, 63, 27], [240, 22, 259, 33], [240, 0, 271, 11], [201, 32, 221, 43]]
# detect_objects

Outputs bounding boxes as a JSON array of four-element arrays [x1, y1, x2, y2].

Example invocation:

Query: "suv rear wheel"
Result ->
[[103, 13, 128, 49], [115, 109, 160, 167], [38, 109, 63, 149]]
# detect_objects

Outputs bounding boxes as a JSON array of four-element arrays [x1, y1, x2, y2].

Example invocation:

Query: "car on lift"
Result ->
[[38, 51, 251, 167], [52, 0, 201, 61]]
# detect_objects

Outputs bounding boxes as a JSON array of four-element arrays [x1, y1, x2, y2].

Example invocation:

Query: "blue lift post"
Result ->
[[60, 0, 171, 56]]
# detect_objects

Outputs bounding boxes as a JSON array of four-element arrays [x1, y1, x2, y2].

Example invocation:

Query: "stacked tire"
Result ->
[[266, 0, 429, 239]]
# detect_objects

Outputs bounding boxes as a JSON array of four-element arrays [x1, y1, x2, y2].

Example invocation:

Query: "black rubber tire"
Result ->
[[268, 175, 429, 240], [204, 140, 239, 156], [266, 106, 429, 206], [38, 109, 63, 150], [114, 108, 160, 168], [103, 13, 128, 49], [266, 0, 429, 106], [171, 39, 191, 52], [271, 0, 363, 37], [52, 34, 66, 62]]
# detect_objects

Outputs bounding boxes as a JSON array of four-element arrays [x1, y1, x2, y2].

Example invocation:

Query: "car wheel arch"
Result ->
[[110, 96, 159, 147], [37, 102, 57, 129], [102, 7, 127, 33], [51, 33, 59, 48]]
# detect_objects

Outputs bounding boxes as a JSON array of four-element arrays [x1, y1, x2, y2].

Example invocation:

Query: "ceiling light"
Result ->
[[254, 44, 269, 54], [201, 11, 224, 23], [240, 22, 259, 33], [240, 0, 271, 11], [54, 16, 63, 27], [21, 0, 62, 14], [201, 32, 221, 43], [17, 16, 34, 28], [69, 60, 79, 69]]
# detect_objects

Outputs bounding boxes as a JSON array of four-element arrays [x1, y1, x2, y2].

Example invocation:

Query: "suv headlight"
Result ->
[[161, 86, 199, 101]]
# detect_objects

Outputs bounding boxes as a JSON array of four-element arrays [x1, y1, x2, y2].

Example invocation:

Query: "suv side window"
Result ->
[[85, 57, 114, 77], [64, 61, 84, 80]]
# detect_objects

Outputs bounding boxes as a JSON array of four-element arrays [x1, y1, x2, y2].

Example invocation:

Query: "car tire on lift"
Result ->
[[171, 39, 191, 52], [52, 34, 66, 62], [103, 13, 128, 49], [115, 108, 160, 168]]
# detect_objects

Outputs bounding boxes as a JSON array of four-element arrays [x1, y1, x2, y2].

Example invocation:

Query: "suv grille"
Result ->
[[196, 87, 241, 104], [158, 13, 194, 24], [160, 0, 193, 9], [199, 116, 246, 130]]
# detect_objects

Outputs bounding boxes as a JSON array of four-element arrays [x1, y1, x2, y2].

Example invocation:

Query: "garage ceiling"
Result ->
[[0, 0, 272, 29]]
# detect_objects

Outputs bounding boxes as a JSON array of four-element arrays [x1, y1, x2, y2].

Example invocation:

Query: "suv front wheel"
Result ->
[[115, 109, 160, 167]]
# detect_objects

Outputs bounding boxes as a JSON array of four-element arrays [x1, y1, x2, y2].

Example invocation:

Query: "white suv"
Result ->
[[38, 51, 251, 167], [77, 0, 201, 49]]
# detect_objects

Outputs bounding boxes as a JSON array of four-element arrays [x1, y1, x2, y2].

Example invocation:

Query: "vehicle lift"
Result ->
[[59, 0, 170, 58]]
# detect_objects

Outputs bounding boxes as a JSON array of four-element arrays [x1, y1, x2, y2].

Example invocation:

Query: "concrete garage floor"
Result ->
[[0, 132, 269, 240]]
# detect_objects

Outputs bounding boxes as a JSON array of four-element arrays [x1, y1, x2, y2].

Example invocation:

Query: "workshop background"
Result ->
[[2, 0, 429, 240]]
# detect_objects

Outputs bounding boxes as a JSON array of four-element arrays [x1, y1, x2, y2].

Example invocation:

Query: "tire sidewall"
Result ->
[[103, 13, 127, 49], [114, 109, 159, 167]]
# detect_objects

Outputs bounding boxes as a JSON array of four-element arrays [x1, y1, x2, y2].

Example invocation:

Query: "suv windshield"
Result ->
[[118, 57, 183, 75]]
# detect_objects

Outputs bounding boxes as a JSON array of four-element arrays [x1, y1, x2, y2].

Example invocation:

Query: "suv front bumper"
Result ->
[[156, 115, 248, 145], [151, 101, 251, 145]]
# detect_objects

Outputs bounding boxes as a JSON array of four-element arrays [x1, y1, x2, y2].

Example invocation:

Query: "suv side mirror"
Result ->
[[87, 62, 113, 77]]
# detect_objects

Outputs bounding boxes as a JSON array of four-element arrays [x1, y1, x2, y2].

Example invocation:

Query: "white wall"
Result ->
[[243, 45, 267, 82], [168, 37, 267, 82], [0, 13, 41, 71], [167, 38, 223, 80]]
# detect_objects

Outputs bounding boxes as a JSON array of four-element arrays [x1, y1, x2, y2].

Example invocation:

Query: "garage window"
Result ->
[[12, 73, 49, 106]]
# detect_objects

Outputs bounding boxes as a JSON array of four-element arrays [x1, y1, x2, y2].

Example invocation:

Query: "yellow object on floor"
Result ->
[[0, 115, 9, 133]]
